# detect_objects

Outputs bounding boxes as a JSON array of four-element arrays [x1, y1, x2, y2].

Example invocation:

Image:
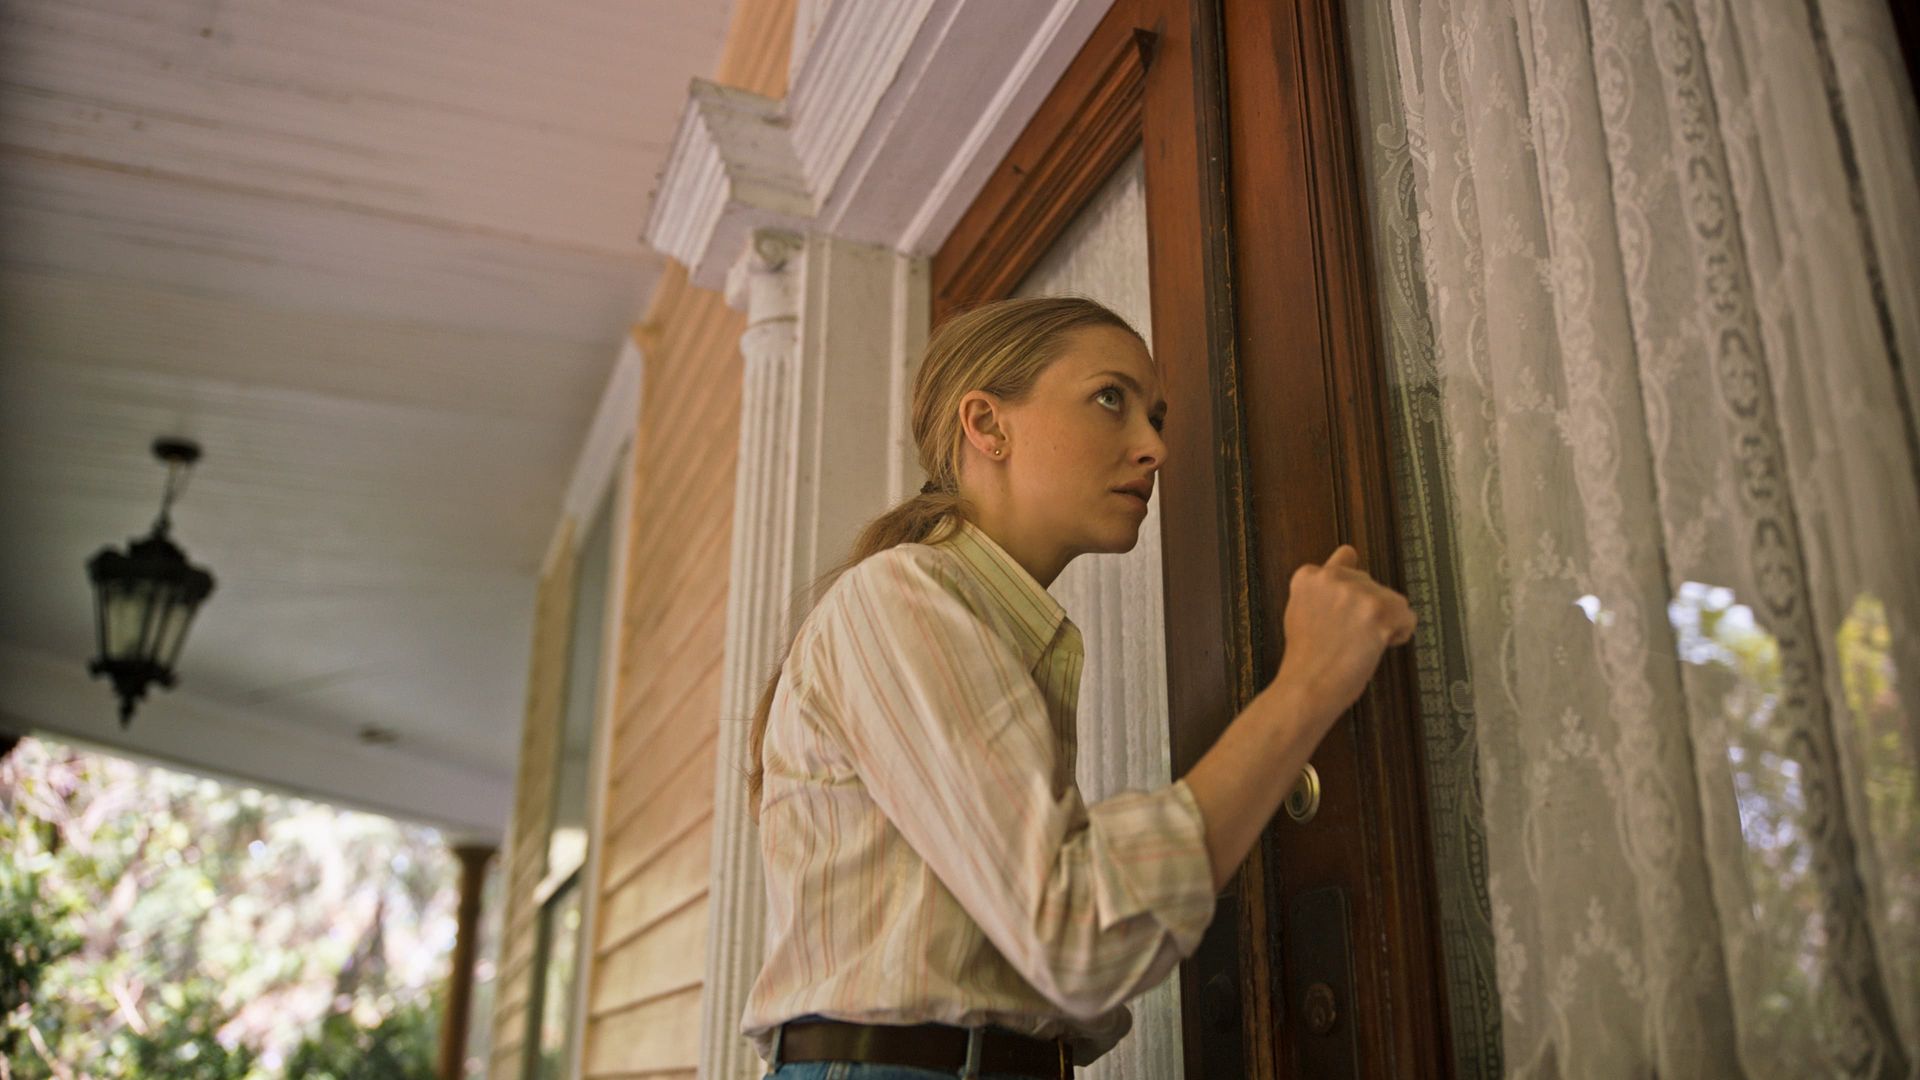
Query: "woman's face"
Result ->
[[962, 323, 1168, 580]]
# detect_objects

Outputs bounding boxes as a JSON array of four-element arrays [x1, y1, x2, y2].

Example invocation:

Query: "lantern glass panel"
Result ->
[[92, 579, 109, 660], [135, 577, 168, 660], [152, 600, 198, 671], [104, 579, 157, 660]]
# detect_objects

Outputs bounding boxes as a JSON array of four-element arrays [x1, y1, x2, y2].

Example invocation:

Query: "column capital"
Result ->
[[726, 230, 807, 315]]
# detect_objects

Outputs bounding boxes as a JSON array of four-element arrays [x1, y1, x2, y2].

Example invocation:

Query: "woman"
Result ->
[[741, 297, 1416, 1079]]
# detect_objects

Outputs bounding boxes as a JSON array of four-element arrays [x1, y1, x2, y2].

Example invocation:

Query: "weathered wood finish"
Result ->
[[1220, 0, 1448, 1075], [487, 525, 578, 1080]]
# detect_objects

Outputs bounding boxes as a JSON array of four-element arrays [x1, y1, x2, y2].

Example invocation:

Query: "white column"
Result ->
[[698, 228, 806, 1080], [697, 229, 904, 1080], [884, 255, 931, 502], [789, 235, 916, 580]]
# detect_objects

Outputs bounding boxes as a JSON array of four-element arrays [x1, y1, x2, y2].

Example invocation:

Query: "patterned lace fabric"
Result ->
[[1346, 0, 1920, 1075]]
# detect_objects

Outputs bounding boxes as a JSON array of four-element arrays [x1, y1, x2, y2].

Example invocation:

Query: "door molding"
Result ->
[[1219, 0, 1450, 1074], [930, 14, 1153, 321], [933, 3, 1267, 1077], [930, 1, 1451, 1076]]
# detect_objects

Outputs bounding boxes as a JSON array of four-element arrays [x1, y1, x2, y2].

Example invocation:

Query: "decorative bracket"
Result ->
[[646, 80, 811, 289]]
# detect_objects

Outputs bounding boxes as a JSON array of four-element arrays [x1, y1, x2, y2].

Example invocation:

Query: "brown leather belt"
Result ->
[[773, 1018, 1073, 1079]]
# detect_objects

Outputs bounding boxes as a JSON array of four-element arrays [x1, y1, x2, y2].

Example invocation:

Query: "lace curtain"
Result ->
[[1345, 0, 1920, 1075]]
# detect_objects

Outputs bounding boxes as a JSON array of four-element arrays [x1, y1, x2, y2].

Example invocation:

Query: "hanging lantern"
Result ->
[[86, 438, 216, 727]]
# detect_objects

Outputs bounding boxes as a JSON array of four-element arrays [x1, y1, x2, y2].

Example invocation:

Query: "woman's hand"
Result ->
[[1184, 544, 1416, 890], [1271, 544, 1417, 724]]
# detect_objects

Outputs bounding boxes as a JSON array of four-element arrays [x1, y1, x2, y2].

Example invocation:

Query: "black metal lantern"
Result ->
[[87, 438, 216, 727]]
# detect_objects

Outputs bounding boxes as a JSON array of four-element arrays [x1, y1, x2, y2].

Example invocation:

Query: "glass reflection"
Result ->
[[1649, 581, 1917, 1063]]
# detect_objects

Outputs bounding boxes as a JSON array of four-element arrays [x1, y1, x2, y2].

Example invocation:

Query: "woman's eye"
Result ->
[[1095, 387, 1123, 411]]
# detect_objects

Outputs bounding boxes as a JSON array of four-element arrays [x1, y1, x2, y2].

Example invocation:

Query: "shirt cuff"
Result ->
[[1084, 779, 1216, 957]]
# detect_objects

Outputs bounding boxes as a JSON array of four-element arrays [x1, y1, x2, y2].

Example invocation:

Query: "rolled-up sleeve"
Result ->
[[810, 547, 1216, 1019]]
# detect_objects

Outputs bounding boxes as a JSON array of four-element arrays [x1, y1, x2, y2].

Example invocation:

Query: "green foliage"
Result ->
[[0, 868, 77, 1057], [118, 982, 259, 1080], [0, 737, 460, 1078], [1671, 584, 1920, 1066], [283, 995, 438, 1080]]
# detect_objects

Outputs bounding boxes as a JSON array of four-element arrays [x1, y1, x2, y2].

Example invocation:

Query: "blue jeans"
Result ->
[[766, 1065, 1039, 1080]]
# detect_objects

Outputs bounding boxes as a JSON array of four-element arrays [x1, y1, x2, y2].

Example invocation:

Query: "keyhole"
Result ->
[[1304, 982, 1339, 1036]]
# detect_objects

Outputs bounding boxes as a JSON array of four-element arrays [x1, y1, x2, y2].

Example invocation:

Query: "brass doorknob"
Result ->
[[1284, 764, 1321, 823]]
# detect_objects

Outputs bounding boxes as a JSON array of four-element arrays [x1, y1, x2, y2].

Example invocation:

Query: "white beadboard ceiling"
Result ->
[[0, 0, 735, 838]]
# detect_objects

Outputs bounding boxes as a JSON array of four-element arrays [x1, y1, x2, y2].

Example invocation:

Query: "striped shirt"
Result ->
[[741, 519, 1216, 1066]]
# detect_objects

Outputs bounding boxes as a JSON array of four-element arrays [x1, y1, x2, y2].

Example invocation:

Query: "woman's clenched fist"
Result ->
[[1273, 544, 1417, 720]]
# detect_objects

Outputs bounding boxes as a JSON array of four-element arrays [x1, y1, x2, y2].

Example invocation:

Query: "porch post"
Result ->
[[649, 73, 919, 1080], [438, 842, 495, 1080], [696, 227, 808, 1080]]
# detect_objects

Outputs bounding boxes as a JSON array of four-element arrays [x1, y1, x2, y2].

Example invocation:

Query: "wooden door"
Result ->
[[933, 4, 1245, 1077], [936, 1, 1451, 1076], [1209, 0, 1452, 1075]]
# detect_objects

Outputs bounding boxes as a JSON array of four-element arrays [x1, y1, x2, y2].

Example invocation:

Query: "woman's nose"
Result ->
[[1137, 427, 1167, 467]]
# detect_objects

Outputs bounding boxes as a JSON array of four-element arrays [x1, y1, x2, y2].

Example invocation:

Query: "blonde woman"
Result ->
[[741, 297, 1415, 1080]]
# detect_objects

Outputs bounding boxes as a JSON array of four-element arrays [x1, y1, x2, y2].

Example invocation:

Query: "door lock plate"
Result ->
[[1282, 885, 1360, 1074]]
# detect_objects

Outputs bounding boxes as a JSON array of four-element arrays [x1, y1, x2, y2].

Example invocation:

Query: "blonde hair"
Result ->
[[745, 296, 1141, 813]]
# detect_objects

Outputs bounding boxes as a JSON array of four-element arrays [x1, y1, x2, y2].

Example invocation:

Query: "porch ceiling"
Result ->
[[0, 0, 733, 838]]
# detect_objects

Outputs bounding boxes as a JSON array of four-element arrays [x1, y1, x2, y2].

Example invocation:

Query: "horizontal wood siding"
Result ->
[[583, 985, 705, 1076], [579, 1, 792, 1074], [581, 262, 738, 1077]]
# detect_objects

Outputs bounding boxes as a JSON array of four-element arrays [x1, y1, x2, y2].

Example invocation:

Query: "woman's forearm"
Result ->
[[1181, 680, 1342, 892]]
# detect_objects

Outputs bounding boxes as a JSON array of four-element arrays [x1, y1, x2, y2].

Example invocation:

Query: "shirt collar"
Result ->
[[940, 518, 1070, 668]]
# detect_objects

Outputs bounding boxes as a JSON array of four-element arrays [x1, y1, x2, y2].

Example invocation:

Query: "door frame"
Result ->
[[1215, 0, 1450, 1074], [932, 1, 1449, 1076], [933, 8, 1258, 1076]]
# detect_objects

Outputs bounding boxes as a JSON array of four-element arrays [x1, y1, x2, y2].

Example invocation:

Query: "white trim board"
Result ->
[[563, 337, 644, 529], [567, 421, 637, 1080], [810, 0, 1113, 255], [646, 0, 1117, 276], [542, 337, 644, 576]]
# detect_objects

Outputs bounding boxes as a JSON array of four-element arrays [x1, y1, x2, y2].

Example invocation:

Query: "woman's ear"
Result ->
[[957, 391, 1006, 457]]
